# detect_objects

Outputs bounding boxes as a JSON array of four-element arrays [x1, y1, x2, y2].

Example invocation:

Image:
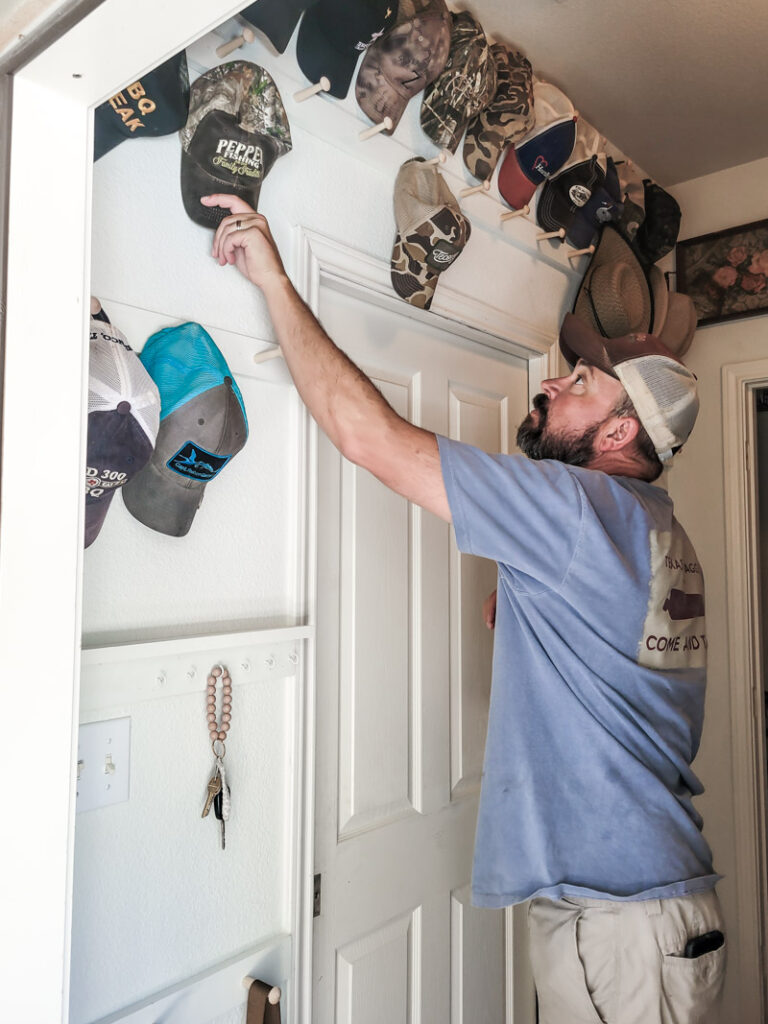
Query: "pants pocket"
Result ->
[[660, 942, 726, 1024]]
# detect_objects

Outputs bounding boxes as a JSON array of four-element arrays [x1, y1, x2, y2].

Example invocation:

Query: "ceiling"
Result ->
[[3, 0, 767, 185]]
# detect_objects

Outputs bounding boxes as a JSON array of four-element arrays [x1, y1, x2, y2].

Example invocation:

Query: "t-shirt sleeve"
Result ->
[[438, 434, 584, 587]]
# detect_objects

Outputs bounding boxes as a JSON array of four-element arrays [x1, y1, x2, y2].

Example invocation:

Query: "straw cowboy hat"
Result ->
[[573, 226, 696, 356]]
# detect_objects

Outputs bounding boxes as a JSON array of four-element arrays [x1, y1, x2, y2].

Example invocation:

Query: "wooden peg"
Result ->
[[241, 978, 281, 1004], [253, 347, 282, 364], [459, 180, 491, 198], [294, 77, 331, 102], [359, 117, 393, 140], [567, 244, 596, 260], [215, 27, 256, 59], [500, 205, 530, 222], [536, 228, 566, 242], [424, 152, 447, 166]]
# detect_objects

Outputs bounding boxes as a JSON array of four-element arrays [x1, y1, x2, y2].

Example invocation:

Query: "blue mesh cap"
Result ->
[[122, 323, 249, 537]]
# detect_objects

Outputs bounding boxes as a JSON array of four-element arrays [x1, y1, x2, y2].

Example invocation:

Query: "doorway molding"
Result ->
[[722, 358, 768, 1022]]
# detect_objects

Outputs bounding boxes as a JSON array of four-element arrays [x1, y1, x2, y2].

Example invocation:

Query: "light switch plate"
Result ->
[[76, 717, 131, 813]]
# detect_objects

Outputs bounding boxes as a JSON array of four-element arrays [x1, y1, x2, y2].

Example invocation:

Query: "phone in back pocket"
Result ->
[[683, 929, 725, 958]]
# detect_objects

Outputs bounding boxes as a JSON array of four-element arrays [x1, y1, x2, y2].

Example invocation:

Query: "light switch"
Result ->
[[76, 717, 130, 813]]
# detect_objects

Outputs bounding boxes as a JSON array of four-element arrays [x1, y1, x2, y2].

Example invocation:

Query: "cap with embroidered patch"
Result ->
[[391, 157, 471, 310], [297, 0, 399, 99], [94, 51, 190, 160], [559, 312, 698, 462], [121, 323, 248, 537], [355, 0, 451, 132], [179, 61, 291, 228], [497, 81, 576, 209], [419, 11, 497, 153], [86, 312, 161, 547], [240, 0, 319, 53]]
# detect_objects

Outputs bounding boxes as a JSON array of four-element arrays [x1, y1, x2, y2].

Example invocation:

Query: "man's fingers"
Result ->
[[200, 193, 256, 216], [212, 213, 267, 261]]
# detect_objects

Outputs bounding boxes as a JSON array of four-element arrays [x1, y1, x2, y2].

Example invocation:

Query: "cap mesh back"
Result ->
[[616, 355, 698, 460], [88, 320, 161, 444], [394, 160, 456, 233]]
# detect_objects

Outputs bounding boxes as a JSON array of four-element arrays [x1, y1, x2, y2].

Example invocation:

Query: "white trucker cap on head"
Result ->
[[559, 312, 699, 462]]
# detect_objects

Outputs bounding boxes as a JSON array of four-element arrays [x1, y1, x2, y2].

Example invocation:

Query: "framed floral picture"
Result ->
[[675, 218, 768, 327]]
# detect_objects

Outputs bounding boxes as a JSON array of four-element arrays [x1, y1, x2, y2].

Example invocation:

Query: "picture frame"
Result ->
[[675, 218, 768, 327]]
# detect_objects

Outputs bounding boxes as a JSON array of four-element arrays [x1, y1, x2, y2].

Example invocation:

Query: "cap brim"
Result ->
[[180, 149, 262, 228], [239, 0, 309, 52], [122, 457, 204, 537], [84, 490, 116, 547], [559, 314, 617, 377], [658, 292, 697, 357], [498, 147, 537, 209]]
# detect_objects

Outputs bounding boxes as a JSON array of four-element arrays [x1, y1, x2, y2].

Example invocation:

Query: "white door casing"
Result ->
[[297, 229, 553, 1024]]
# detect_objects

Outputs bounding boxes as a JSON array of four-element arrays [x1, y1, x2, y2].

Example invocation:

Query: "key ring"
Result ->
[[212, 738, 226, 758]]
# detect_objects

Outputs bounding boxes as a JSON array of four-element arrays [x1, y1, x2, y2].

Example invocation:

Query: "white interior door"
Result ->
[[312, 284, 533, 1024]]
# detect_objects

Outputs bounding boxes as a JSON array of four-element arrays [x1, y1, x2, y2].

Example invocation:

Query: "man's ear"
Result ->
[[597, 415, 640, 453]]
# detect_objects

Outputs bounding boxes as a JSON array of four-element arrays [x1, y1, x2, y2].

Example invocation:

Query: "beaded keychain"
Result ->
[[201, 664, 232, 849]]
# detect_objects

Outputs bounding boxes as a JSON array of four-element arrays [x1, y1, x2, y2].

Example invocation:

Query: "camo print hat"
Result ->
[[391, 158, 471, 310], [355, 0, 451, 133], [462, 43, 534, 182], [179, 61, 291, 229], [122, 323, 248, 537], [420, 11, 497, 153]]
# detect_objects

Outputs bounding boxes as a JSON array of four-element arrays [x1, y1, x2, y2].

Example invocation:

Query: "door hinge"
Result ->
[[313, 873, 322, 918]]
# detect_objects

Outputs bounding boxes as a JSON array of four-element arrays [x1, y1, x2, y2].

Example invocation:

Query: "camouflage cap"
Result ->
[[355, 0, 451, 132], [179, 61, 292, 228], [420, 11, 497, 154], [462, 43, 534, 182], [391, 157, 471, 310]]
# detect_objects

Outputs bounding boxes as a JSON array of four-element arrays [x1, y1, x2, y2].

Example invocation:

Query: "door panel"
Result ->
[[314, 286, 531, 1024]]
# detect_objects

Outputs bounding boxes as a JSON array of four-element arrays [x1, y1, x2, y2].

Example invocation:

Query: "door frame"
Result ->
[[722, 358, 768, 1022]]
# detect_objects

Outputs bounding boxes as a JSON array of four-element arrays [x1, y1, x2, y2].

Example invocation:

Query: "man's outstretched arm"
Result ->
[[202, 194, 451, 522]]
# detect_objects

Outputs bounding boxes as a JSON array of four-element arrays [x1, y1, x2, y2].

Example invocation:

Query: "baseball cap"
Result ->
[[462, 43, 533, 181], [94, 50, 190, 160], [536, 155, 606, 247], [179, 62, 292, 229], [86, 312, 161, 547], [497, 82, 576, 209], [634, 179, 682, 265], [240, 0, 319, 53], [420, 11, 497, 153], [355, 0, 451, 132], [391, 157, 471, 310], [122, 323, 249, 537], [559, 312, 699, 462], [297, 0, 398, 99]]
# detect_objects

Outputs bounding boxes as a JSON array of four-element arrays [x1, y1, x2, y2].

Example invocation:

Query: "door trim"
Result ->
[[722, 358, 768, 1021]]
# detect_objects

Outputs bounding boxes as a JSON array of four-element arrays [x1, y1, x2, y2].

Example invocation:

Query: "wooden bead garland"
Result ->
[[207, 664, 232, 746]]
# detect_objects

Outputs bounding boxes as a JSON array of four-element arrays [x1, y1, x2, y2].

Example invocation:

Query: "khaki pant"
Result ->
[[528, 890, 726, 1024]]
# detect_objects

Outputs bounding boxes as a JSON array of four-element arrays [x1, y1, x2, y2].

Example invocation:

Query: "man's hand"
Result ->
[[201, 194, 287, 293], [483, 589, 497, 630]]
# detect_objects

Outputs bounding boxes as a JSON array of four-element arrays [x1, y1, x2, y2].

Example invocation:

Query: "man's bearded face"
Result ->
[[516, 393, 601, 467]]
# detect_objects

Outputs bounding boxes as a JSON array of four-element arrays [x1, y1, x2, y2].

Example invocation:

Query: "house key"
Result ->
[[213, 783, 230, 850], [201, 770, 221, 818]]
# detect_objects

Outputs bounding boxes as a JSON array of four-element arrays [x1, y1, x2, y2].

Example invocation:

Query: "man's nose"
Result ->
[[541, 375, 568, 399]]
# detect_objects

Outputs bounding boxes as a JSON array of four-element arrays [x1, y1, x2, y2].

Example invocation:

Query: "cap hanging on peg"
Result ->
[[215, 27, 256, 59], [500, 205, 530, 223], [241, 977, 281, 1004], [294, 77, 331, 102], [359, 117, 393, 141], [460, 179, 491, 198], [424, 152, 447, 166], [567, 244, 596, 260], [536, 227, 566, 242]]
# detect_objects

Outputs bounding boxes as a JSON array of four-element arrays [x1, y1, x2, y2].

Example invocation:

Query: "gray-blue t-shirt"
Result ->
[[438, 436, 719, 907]]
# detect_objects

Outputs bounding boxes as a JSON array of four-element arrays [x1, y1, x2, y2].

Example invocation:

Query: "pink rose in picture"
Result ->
[[741, 273, 766, 293], [727, 245, 749, 266], [712, 265, 738, 288], [748, 250, 768, 276]]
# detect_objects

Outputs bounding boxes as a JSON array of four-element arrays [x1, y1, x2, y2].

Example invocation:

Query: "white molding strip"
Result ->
[[294, 228, 556, 362], [722, 358, 768, 1022], [92, 934, 291, 1024]]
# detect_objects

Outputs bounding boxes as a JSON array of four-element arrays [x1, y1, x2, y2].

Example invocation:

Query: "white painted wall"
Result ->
[[74, 23, 586, 1023], [668, 154, 768, 1021]]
